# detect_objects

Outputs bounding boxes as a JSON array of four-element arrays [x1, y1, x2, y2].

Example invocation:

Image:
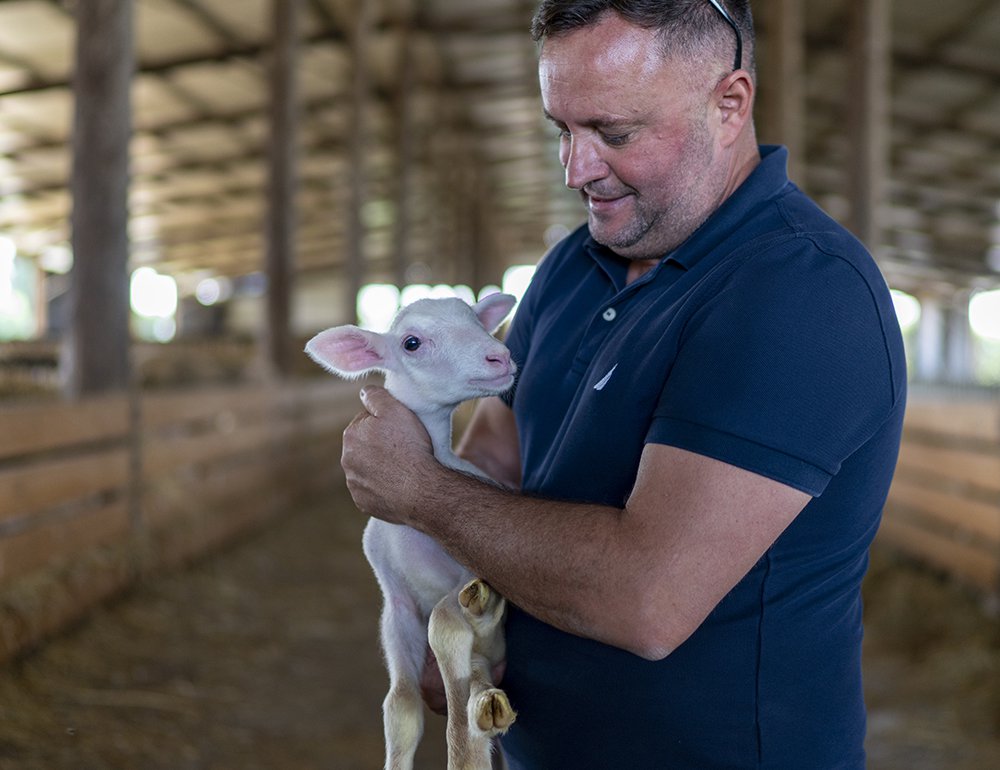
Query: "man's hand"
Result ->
[[341, 385, 437, 524]]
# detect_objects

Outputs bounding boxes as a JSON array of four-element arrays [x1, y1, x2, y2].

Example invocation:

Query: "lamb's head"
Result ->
[[305, 292, 517, 412]]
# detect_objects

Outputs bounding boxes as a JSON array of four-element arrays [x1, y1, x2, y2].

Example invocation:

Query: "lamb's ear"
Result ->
[[473, 292, 517, 333], [305, 326, 388, 378]]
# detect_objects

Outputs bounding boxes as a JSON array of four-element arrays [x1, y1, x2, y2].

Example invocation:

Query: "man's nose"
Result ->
[[561, 134, 607, 190]]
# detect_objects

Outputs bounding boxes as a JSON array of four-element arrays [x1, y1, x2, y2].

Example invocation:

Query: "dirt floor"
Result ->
[[0, 485, 997, 770]]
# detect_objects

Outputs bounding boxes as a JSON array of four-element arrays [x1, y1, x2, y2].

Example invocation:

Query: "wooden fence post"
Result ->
[[391, 22, 416, 289], [345, 0, 373, 324], [761, 0, 805, 185], [263, 0, 301, 378], [846, 0, 890, 252], [63, 0, 134, 397]]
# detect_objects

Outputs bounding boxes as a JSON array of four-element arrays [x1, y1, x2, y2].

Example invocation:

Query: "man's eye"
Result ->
[[602, 132, 630, 147], [403, 336, 421, 352]]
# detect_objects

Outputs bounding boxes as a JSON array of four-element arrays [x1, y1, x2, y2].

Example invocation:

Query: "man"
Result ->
[[342, 1, 907, 767]]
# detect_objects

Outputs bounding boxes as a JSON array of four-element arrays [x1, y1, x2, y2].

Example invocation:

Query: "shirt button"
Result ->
[[603, 307, 617, 322]]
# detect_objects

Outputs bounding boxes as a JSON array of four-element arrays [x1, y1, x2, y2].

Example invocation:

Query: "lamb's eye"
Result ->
[[402, 335, 421, 352]]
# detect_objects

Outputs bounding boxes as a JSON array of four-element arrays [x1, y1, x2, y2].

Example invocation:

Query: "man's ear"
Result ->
[[715, 70, 755, 147]]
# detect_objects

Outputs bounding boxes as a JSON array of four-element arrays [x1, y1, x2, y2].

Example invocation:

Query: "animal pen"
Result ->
[[0, 0, 998, 768]]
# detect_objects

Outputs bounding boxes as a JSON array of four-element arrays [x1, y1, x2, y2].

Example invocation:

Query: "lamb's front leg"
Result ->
[[429, 591, 494, 770], [379, 597, 428, 770]]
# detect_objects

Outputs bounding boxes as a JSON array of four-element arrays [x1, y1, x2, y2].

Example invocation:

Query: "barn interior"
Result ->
[[0, 0, 998, 768]]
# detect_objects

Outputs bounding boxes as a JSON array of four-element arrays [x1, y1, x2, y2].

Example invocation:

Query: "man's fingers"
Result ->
[[359, 383, 389, 416], [345, 407, 368, 429]]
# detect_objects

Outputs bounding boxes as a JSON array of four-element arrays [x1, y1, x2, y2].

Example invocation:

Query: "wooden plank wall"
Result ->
[[3, 383, 995, 662], [881, 394, 1000, 596], [0, 379, 359, 663]]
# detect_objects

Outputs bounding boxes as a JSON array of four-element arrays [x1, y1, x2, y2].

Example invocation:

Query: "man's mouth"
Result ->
[[585, 190, 631, 214]]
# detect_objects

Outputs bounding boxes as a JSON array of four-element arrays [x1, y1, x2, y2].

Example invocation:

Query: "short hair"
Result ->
[[530, 0, 756, 78]]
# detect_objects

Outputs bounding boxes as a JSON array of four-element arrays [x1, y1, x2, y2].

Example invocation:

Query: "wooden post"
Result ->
[[447, 144, 472, 288], [391, 24, 416, 289], [345, 0, 373, 323], [761, 0, 805, 185], [458, 160, 480, 289], [434, 97, 465, 284], [263, 0, 300, 378], [472, 171, 501, 292], [847, 0, 890, 253], [63, 0, 134, 397]]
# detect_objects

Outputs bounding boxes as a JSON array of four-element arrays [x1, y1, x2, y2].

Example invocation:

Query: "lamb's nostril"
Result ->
[[486, 351, 512, 372]]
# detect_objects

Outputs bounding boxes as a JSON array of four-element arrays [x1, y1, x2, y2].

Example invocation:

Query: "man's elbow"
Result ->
[[625, 627, 682, 662], [618, 606, 699, 662], [629, 640, 675, 662]]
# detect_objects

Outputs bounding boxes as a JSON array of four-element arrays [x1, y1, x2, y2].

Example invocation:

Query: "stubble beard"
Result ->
[[587, 192, 687, 262], [587, 195, 650, 253], [588, 113, 718, 261]]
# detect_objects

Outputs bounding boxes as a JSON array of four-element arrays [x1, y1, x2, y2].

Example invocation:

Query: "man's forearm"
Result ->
[[400, 462, 665, 658], [342, 387, 807, 661]]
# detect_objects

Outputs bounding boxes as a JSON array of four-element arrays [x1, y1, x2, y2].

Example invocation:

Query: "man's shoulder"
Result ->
[[734, 184, 886, 292], [770, 186, 867, 258]]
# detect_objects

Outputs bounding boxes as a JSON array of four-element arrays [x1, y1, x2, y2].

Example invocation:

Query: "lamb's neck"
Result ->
[[413, 404, 460, 467]]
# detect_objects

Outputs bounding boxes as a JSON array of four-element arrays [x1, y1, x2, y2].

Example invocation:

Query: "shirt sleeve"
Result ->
[[647, 237, 902, 497]]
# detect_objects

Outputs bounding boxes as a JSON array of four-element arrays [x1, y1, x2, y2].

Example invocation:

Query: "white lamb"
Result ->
[[305, 293, 518, 770]]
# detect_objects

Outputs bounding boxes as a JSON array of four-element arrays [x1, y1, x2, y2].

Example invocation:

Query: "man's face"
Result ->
[[539, 14, 723, 260]]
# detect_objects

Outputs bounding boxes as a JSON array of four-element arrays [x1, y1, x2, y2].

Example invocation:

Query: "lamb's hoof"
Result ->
[[472, 688, 516, 735], [459, 579, 499, 617]]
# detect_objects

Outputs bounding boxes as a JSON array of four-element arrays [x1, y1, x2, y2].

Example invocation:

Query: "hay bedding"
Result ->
[[0, 489, 994, 770]]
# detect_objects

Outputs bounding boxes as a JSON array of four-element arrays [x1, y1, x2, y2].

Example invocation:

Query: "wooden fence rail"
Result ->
[[2, 382, 996, 663], [0, 379, 360, 664], [880, 393, 1000, 596]]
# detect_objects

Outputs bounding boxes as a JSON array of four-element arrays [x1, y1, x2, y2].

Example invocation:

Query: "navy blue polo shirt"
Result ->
[[499, 146, 907, 769]]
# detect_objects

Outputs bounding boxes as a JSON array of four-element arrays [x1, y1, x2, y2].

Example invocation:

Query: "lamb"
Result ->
[[305, 292, 519, 770]]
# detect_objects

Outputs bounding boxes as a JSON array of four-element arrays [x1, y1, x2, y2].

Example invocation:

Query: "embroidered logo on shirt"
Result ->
[[593, 363, 618, 391]]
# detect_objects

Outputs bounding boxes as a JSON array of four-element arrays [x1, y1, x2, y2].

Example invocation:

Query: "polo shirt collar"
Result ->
[[583, 145, 791, 282]]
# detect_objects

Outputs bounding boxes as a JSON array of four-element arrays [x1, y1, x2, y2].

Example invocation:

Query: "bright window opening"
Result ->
[[969, 289, 1000, 341], [890, 289, 921, 334], [131, 267, 178, 342], [0, 236, 37, 340]]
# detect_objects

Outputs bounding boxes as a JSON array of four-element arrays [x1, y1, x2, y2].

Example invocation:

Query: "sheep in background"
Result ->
[[305, 293, 518, 770]]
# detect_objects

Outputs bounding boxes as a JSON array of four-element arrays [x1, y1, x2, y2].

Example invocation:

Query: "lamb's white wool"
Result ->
[[306, 292, 518, 770]]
